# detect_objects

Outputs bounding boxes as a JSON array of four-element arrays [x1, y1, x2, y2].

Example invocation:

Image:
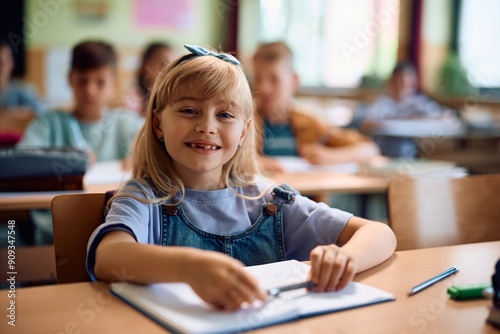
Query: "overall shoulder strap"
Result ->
[[271, 183, 299, 205]]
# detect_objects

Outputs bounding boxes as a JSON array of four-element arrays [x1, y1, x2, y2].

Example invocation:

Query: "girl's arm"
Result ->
[[94, 230, 267, 310], [308, 217, 396, 292]]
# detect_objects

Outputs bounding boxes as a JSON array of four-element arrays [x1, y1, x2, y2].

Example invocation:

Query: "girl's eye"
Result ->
[[180, 108, 196, 114], [218, 112, 234, 119]]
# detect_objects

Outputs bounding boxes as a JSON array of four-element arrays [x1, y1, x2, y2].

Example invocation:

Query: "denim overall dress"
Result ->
[[153, 184, 297, 266]]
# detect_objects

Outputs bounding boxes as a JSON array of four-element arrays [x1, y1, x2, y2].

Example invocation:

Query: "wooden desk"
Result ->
[[1, 241, 498, 334], [271, 172, 388, 195], [0, 173, 388, 212]]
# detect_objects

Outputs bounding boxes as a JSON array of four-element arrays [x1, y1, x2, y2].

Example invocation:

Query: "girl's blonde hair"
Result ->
[[123, 49, 262, 203]]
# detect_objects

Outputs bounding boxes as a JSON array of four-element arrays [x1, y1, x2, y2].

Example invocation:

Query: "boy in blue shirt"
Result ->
[[18, 40, 144, 163], [17, 41, 144, 245]]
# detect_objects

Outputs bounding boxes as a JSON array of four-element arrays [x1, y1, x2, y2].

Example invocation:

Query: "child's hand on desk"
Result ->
[[298, 143, 332, 165], [185, 250, 267, 311], [307, 244, 357, 292]]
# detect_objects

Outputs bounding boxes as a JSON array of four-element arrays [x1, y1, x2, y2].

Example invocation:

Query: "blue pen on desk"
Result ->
[[408, 265, 460, 296]]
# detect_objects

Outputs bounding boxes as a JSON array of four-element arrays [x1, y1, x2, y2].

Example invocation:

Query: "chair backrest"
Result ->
[[51, 193, 107, 284], [388, 175, 500, 251]]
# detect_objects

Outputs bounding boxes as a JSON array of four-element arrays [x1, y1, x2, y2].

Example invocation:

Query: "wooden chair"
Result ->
[[388, 175, 500, 251], [51, 193, 107, 284]]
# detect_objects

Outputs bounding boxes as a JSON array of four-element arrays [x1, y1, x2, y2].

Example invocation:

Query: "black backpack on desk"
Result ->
[[0, 147, 90, 192]]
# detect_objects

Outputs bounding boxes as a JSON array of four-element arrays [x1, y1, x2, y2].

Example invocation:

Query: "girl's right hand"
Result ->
[[184, 250, 267, 311]]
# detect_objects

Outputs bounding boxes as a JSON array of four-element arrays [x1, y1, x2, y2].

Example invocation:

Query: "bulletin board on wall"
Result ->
[[133, 0, 195, 30]]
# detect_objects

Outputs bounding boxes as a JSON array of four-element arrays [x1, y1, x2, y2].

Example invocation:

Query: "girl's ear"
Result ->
[[153, 113, 163, 139], [239, 118, 252, 145]]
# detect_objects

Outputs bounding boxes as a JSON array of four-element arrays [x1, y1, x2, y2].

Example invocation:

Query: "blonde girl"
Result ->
[[87, 45, 396, 311]]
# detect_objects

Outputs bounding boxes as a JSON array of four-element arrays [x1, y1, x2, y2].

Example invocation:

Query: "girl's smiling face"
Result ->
[[154, 95, 250, 190]]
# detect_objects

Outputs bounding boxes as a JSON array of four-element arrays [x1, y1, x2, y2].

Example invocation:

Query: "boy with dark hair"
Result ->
[[17, 41, 144, 245], [18, 40, 143, 162], [252, 42, 379, 173]]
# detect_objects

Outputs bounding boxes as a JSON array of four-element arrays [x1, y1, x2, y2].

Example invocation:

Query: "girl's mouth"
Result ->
[[186, 143, 221, 151]]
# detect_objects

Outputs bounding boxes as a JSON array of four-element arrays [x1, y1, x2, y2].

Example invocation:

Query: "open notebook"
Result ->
[[111, 260, 394, 334]]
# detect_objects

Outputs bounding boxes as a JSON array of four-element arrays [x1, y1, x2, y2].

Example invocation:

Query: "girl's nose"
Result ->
[[195, 117, 217, 135]]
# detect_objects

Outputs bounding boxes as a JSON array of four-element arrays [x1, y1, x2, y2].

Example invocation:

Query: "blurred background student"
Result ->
[[251, 42, 379, 174], [18, 40, 144, 164], [0, 38, 43, 147], [17, 40, 144, 245], [353, 62, 463, 158], [0, 38, 43, 115], [126, 42, 176, 117]]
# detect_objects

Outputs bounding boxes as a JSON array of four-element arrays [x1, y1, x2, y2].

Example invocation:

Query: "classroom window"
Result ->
[[458, 0, 500, 89], [258, 0, 400, 89]]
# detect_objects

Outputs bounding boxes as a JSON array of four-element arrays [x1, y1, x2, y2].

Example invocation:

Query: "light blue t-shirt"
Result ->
[[86, 179, 353, 279], [0, 80, 43, 114], [17, 109, 144, 161]]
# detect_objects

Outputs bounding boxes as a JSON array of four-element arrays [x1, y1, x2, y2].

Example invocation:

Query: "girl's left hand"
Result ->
[[307, 244, 357, 292]]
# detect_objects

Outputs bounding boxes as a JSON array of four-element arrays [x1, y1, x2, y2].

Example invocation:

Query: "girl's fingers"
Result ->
[[335, 259, 357, 291], [237, 271, 267, 301], [230, 279, 257, 305], [326, 253, 348, 291], [310, 245, 358, 293], [317, 249, 336, 292], [227, 290, 245, 310], [309, 247, 325, 286], [221, 270, 265, 307], [212, 293, 240, 311], [221, 274, 263, 310]]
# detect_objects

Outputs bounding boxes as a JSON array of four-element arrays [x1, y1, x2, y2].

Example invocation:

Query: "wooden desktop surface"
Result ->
[[1, 241, 498, 334], [0, 172, 388, 211]]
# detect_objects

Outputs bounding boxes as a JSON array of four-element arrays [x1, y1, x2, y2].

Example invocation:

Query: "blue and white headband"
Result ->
[[173, 44, 240, 68]]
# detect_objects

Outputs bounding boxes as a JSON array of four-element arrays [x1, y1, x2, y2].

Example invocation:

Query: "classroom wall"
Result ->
[[237, 0, 259, 66], [420, 0, 452, 94], [22, 0, 229, 105], [24, 0, 227, 49]]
